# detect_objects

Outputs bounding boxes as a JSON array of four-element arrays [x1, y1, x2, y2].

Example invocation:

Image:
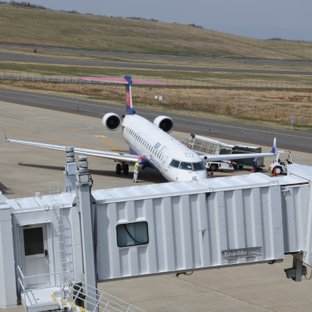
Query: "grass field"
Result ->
[[1, 3, 312, 60], [0, 3, 312, 128]]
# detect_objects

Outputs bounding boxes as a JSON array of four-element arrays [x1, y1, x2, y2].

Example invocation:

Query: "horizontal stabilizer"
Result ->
[[79, 77, 164, 86]]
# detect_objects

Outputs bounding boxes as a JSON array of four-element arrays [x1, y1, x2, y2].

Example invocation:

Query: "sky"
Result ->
[[5, 0, 312, 41]]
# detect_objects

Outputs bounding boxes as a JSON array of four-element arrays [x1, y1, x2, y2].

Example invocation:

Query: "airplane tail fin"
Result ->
[[124, 75, 135, 115], [79, 75, 164, 115]]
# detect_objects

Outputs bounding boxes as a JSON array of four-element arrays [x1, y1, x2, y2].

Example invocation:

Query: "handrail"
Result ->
[[17, 265, 25, 279], [17, 265, 145, 311], [18, 277, 38, 306], [67, 281, 146, 312], [21, 270, 69, 280], [16, 265, 71, 290]]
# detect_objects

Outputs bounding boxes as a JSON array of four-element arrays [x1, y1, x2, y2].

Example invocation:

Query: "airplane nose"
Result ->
[[190, 172, 204, 181], [197, 170, 208, 180]]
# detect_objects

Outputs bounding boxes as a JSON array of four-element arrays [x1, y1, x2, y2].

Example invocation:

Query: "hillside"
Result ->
[[1, 3, 312, 60]]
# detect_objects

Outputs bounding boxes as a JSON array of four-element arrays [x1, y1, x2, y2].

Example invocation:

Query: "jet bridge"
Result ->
[[1, 153, 312, 310], [93, 167, 310, 281]]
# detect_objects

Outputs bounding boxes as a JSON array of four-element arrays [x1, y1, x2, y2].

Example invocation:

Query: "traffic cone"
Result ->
[[273, 167, 277, 176]]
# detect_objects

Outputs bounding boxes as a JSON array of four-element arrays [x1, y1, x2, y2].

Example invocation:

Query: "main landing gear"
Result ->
[[115, 163, 129, 175]]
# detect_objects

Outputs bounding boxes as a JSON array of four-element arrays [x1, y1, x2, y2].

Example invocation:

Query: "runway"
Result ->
[[0, 88, 311, 153]]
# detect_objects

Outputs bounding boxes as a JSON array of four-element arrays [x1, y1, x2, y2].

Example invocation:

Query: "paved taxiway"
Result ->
[[2, 48, 312, 76], [1, 100, 312, 312], [1, 88, 312, 153]]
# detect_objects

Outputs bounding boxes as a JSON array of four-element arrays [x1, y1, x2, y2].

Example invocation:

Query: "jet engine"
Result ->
[[153, 115, 174, 133], [102, 113, 121, 131]]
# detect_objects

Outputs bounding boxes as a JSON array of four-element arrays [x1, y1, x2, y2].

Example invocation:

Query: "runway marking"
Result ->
[[96, 134, 120, 151]]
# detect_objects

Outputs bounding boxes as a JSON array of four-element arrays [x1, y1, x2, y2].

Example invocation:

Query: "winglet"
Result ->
[[271, 137, 277, 154], [3, 131, 8, 142]]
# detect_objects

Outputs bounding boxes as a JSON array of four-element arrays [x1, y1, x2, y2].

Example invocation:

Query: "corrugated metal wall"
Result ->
[[281, 185, 310, 253], [96, 184, 285, 280]]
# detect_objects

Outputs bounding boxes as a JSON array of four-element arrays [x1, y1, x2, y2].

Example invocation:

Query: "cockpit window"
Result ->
[[170, 159, 205, 171], [170, 159, 180, 168], [180, 162, 193, 170], [193, 161, 205, 171]]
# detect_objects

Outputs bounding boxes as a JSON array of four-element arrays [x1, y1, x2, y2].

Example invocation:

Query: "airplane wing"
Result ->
[[200, 151, 275, 162], [5, 136, 139, 163]]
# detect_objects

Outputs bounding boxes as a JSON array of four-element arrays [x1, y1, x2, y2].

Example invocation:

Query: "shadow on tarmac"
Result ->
[[0, 182, 12, 195], [17, 162, 167, 184]]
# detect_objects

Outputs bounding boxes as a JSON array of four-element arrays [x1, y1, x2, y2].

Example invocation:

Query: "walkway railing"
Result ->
[[60, 282, 146, 312], [1, 70, 311, 91], [16, 266, 145, 312]]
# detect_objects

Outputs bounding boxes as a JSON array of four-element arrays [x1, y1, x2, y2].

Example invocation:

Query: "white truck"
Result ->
[[204, 159, 235, 172], [269, 150, 293, 175], [183, 134, 234, 171], [183, 134, 263, 172]]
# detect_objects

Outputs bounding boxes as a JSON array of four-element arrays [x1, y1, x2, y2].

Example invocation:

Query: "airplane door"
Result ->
[[20, 224, 50, 288]]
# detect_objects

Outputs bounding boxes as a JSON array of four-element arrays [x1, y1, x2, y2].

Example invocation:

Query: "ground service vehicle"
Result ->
[[204, 159, 234, 172], [184, 134, 264, 171], [269, 150, 293, 175]]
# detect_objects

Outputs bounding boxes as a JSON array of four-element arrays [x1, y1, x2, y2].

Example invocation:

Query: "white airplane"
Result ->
[[5, 75, 277, 182]]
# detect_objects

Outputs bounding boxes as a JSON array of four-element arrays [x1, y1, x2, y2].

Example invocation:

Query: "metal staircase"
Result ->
[[53, 207, 74, 284], [55, 282, 146, 312]]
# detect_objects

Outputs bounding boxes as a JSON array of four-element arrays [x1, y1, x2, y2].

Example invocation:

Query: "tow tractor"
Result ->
[[269, 150, 293, 175]]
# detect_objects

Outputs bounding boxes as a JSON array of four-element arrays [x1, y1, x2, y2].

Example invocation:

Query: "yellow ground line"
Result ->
[[97, 134, 121, 151]]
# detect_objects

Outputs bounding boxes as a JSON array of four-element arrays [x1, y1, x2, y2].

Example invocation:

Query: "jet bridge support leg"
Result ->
[[64, 146, 77, 192], [284, 253, 307, 282], [0, 195, 17, 308], [75, 156, 97, 311]]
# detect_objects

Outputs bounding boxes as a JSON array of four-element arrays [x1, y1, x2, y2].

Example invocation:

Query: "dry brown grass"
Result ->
[[139, 88, 312, 126], [2, 80, 311, 127]]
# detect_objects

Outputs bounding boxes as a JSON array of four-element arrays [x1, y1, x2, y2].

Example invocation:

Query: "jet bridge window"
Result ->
[[117, 221, 149, 247], [23, 227, 44, 256]]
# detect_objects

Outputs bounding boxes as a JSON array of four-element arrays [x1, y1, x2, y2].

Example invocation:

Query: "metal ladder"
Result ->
[[53, 206, 74, 286]]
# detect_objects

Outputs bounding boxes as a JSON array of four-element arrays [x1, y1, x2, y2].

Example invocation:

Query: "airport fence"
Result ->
[[0, 70, 312, 92]]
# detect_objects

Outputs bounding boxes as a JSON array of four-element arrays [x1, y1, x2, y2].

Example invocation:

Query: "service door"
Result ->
[[20, 224, 50, 288]]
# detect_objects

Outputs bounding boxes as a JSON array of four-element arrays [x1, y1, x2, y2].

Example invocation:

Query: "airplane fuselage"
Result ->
[[122, 114, 208, 182]]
